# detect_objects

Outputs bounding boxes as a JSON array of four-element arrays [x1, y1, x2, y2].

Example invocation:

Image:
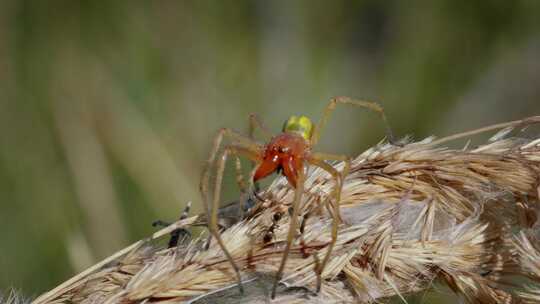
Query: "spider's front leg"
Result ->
[[209, 145, 261, 294], [249, 113, 272, 140], [200, 128, 254, 216], [271, 164, 306, 299], [200, 127, 261, 294], [248, 113, 271, 193], [307, 152, 351, 292]]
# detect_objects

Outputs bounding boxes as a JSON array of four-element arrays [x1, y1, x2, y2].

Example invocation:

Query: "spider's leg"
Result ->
[[235, 159, 261, 219], [271, 164, 305, 299], [246, 166, 261, 212], [200, 127, 260, 294], [309, 152, 351, 214], [248, 113, 271, 191], [151, 220, 171, 227], [234, 156, 249, 219], [299, 212, 310, 259], [307, 152, 351, 292], [234, 156, 248, 193], [249, 113, 272, 140], [200, 128, 257, 218], [311, 96, 395, 146], [211, 145, 260, 294]]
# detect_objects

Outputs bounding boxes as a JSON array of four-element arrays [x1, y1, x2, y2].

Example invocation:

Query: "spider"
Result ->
[[199, 96, 394, 299]]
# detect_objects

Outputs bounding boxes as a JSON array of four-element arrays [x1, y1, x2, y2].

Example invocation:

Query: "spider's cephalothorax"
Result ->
[[254, 115, 313, 187], [200, 96, 394, 299]]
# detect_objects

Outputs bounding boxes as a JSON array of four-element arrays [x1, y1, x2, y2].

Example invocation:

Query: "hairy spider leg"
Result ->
[[200, 128, 255, 217], [233, 156, 250, 219], [212, 145, 260, 294], [299, 211, 310, 259], [201, 154, 249, 252], [311, 96, 395, 146], [200, 128, 261, 294], [201, 129, 252, 234], [249, 113, 272, 193], [271, 163, 305, 299], [249, 113, 273, 140], [307, 152, 351, 292]]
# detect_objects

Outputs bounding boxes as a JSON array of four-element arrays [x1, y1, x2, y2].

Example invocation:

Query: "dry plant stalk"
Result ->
[[30, 116, 540, 304]]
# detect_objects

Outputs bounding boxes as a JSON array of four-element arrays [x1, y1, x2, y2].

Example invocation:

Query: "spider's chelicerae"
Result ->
[[200, 96, 394, 299]]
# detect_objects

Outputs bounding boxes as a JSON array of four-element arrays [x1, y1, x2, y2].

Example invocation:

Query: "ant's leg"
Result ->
[[152, 201, 191, 229], [299, 212, 310, 259], [307, 153, 351, 292], [152, 203, 193, 248], [271, 165, 305, 299], [151, 220, 171, 227], [211, 146, 260, 294], [167, 202, 192, 248], [311, 96, 395, 146]]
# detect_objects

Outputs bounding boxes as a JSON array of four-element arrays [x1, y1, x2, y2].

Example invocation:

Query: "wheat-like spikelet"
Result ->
[[513, 229, 540, 303], [32, 117, 540, 304]]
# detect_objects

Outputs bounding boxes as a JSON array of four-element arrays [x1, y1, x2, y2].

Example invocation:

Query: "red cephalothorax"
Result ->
[[253, 132, 310, 187]]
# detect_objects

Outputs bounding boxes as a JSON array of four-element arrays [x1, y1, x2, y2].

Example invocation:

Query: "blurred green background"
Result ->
[[1, 1, 540, 302]]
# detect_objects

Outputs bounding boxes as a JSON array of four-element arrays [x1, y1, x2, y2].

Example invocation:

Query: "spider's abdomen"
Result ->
[[253, 132, 309, 188]]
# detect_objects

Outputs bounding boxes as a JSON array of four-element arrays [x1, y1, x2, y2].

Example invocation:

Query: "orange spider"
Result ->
[[200, 96, 394, 299]]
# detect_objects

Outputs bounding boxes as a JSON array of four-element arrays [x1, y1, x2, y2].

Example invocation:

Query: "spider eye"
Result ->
[[282, 115, 313, 140]]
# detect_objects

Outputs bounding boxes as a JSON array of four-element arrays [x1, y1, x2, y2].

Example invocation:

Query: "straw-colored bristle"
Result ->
[[512, 230, 540, 304], [32, 117, 540, 304]]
